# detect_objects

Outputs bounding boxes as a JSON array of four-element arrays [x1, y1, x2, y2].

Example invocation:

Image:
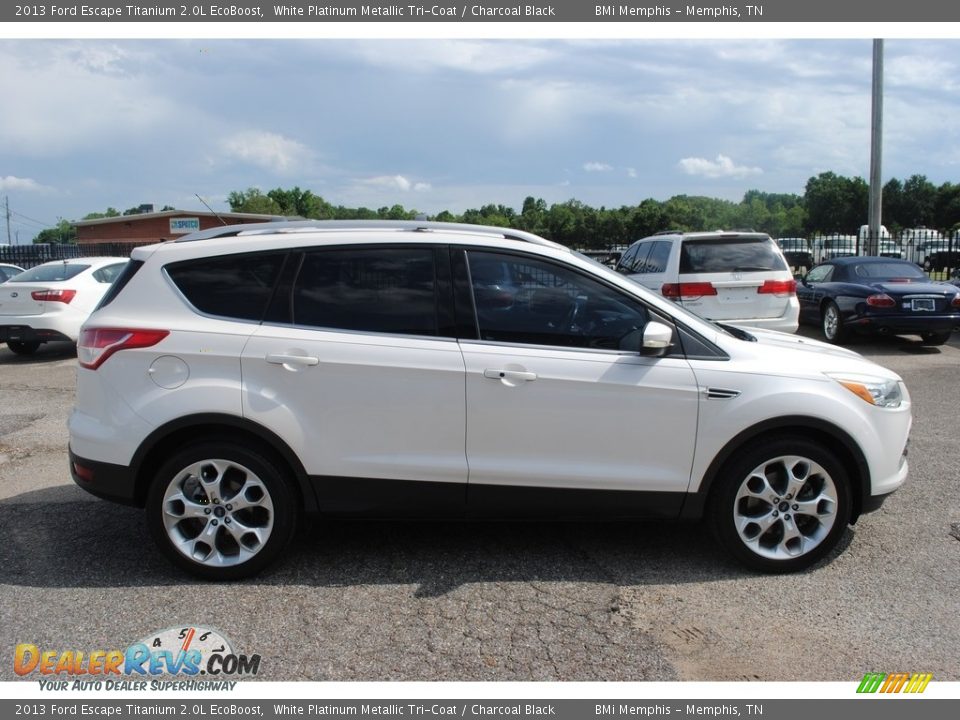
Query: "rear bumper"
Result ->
[[845, 314, 959, 335], [69, 446, 140, 506], [0, 324, 72, 343]]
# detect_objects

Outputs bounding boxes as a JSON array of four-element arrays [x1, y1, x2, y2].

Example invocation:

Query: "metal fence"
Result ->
[[0, 243, 143, 270], [808, 230, 960, 279]]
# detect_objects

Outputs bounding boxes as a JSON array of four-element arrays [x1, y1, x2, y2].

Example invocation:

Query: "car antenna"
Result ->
[[195, 194, 228, 226]]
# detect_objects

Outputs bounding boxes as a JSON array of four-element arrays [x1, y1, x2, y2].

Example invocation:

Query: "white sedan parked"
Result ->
[[0, 257, 128, 355]]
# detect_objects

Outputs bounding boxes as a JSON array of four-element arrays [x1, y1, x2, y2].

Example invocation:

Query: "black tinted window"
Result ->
[[616, 244, 639, 273], [167, 252, 286, 321], [293, 248, 437, 336], [643, 241, 672, 273], [680, 238, 787, 273], [468, 251, 648, 350]]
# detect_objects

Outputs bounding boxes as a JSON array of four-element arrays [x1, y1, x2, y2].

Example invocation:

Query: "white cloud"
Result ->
[[626, 168, 638, 178], [678, 154, 763, 179], [0, 176, 49, 192], [0, 43, 176, 155], [362, 175, 431, 192], [345, 40, 554, 75], [583, 162, 612, 172], [220, 131, 311, 173]]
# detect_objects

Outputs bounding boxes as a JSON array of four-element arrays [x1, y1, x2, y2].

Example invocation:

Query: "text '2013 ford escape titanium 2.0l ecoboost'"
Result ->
[[69, 222, 911, 580]]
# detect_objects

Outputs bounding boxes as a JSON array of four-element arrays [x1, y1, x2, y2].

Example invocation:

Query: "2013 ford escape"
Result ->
[[68, 221, 911, 579]]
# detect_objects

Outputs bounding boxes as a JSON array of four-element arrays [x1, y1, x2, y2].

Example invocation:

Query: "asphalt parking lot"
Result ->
[[1, 331, 958, 682]]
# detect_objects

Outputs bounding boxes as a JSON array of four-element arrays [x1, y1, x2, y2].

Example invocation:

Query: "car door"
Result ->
[[796, 263, 834, 322], [457, 248, 699, 518], [241, 245, 467, 516]]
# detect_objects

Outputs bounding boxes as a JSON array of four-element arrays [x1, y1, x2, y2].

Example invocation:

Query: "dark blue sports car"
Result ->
[[797, 257, 960, 345]]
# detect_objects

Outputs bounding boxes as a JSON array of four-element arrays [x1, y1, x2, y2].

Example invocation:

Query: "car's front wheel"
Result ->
[[709, 437, 851, 573], [146, 441, 297, 580]]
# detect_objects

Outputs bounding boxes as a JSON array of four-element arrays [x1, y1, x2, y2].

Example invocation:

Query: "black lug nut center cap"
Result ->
[[214, 506, 226, 518], [778, 501, 790, 513]]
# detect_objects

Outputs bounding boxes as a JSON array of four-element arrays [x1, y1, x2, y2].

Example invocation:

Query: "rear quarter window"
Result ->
[[680, 238, 787, 274], [166, 252, 287, 321]]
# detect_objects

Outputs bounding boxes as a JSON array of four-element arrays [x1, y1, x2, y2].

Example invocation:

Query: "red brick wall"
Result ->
[[76, 215, 272, 244]]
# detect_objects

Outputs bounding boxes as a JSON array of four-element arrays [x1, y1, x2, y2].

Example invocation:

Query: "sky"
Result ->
[[2, 38, 960, 242]]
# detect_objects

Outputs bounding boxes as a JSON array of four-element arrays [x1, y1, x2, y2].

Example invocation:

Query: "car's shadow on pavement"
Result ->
[[1, 485, 853, 593], [0, 344, 77, 365]]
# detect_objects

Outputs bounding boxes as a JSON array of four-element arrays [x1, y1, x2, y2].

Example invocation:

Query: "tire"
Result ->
[[7, 340, 40, 355], [708, 437, 852, 573], [146, 441, 297, 580], [920, 331, 951, 346], [821, 301, 847, 344]]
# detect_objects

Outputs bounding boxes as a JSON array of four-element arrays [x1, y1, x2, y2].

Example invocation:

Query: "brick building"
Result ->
[[74, 209, 286, 245]]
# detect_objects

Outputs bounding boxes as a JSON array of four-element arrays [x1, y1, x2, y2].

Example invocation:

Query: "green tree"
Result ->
[[34, 219, 76, 244], [227, 188, 282, 215]]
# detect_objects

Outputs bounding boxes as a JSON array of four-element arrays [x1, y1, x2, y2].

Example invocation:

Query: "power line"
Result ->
[[11, 209, 56, 227]]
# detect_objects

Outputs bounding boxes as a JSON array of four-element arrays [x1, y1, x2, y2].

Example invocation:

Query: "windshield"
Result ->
[[9, 263, 90, 282]]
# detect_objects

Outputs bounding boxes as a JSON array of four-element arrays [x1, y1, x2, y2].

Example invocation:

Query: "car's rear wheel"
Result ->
[[146, 441, 297, 580], [709, 437, 851, 573], [7, 340, 40, 355], [920, 331, 951, 346], [821, 301, 847, 344]]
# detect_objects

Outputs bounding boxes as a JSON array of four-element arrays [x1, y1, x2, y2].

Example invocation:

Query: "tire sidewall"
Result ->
[[146, 442, 297, 581], [709, 437, 852, 573]]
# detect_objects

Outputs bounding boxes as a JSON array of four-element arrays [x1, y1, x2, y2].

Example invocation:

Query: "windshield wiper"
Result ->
[[715, 322, 757, 342]]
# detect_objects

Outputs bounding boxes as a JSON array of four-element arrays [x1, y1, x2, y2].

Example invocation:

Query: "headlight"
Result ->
[[826, 373, 902, 408]]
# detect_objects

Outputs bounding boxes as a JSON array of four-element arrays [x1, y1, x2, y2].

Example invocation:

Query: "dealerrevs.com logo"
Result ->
[[857, 672, 933, 694], [14, 626, 260, 691]]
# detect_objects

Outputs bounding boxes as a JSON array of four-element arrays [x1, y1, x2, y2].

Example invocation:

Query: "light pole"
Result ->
[[867, 39, 884, 256]]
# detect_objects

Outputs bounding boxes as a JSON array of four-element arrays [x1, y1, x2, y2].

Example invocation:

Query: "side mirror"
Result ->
[[640, 321, 673, 357]]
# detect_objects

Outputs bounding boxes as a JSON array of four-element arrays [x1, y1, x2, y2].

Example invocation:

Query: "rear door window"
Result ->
[[292, 247, 439, 336]]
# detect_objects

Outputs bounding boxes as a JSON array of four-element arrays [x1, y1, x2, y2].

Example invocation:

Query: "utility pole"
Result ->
[[4, 196, 11, 245], [867, 39, 884, 256]]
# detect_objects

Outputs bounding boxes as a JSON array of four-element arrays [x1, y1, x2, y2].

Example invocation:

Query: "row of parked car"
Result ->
[[614, 229, 960, 346], [3, 229, 960, 360], [776, 227, 960, 272]]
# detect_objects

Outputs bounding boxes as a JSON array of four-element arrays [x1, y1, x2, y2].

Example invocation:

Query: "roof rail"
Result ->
[[174, 219, 568, 251]]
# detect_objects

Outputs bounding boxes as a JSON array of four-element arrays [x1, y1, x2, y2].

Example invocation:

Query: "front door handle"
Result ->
[[484, 368, 537, 382], [266, 353, 320, 367]]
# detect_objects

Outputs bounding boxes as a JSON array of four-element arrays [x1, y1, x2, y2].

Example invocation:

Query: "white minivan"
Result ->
[[615, 230, 799, 333]]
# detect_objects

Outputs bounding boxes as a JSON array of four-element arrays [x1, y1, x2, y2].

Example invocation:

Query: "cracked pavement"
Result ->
[[1, 332, 958, 682]]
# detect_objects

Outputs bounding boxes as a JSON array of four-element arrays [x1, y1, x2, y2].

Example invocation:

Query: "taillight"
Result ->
[[757, 279, 797, 296], [866, 294, 896, 308], [77, 328, 169, 370], [31, 289, 76, 304], [952, 294, 960, 308], [661, 282, 717, 299]]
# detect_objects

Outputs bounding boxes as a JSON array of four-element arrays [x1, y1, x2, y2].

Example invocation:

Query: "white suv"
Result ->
[[616, 231, 799, 333], [69, 221, 910, 579]]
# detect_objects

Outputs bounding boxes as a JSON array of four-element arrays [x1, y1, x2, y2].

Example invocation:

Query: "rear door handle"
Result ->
[[266, 353, 320, 367], [483, 369, 537, 382]]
